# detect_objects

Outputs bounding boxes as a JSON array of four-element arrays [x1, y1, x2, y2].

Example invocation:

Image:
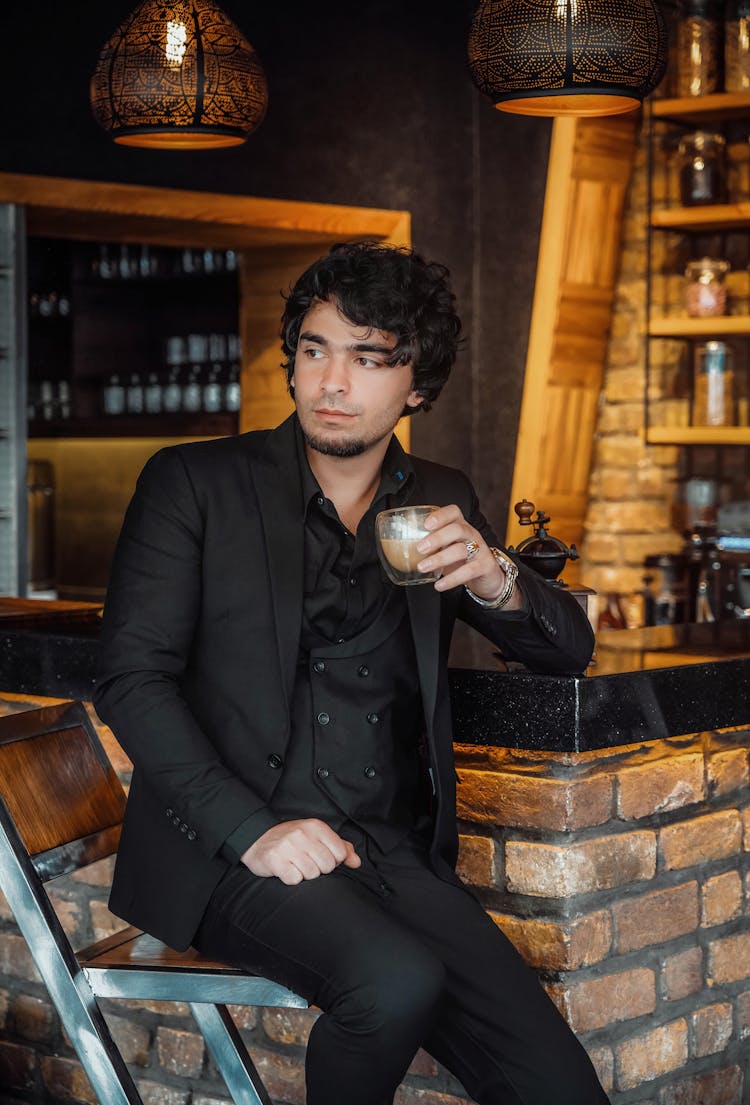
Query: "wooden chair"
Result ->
[[0, 700, 307, 1105]]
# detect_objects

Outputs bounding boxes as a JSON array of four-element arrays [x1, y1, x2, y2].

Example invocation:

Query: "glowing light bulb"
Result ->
[[165, 20, 187, 68]]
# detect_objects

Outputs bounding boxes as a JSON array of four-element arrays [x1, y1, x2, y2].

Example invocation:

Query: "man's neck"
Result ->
[[306, 436, 391, 533]]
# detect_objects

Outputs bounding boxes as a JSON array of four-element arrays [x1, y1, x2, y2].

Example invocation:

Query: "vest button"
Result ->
[[317, 712, 331, 725], [364, 766, 376, 778], [357, 665, 369, 677], [317, 766, 330, 779], [367, 712, 379, 724], [312, 661, 326, 674], [267, 753, 283, 769]]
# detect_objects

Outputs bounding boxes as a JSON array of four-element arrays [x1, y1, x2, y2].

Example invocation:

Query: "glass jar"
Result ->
[[684, 257, 730, 316], [678, 131, 727, 206], [693, 341, 735, 426], [677, 0, 722, 95], [725, 0, 750, 90]]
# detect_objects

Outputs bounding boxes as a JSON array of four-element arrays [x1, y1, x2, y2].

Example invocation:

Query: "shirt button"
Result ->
[[267, 753, 283, 769], [357, 665, 369, 677], [364, 766, 376, 778], [316, 495, 324, 506], [317, 766, 330, 779], [367, 712, 379, 725], [312, 661, 326, 674], [350, 577, 357, 586], [317, 712, 331, 725]]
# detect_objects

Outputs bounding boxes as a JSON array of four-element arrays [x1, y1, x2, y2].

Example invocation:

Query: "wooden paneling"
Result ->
[[506, 115, 640, 573]]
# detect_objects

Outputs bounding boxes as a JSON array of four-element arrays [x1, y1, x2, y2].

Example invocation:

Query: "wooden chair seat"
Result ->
[[0, 701, 307, 1105]]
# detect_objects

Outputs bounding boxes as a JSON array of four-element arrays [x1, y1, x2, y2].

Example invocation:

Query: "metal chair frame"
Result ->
[[0, 701, 307, 1105]]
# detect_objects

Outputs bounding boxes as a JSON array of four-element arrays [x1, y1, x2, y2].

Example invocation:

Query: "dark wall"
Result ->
[[2, 0, 550, 537]]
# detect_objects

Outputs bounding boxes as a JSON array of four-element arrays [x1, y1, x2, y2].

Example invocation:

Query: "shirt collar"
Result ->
[[293, 414, 415, 513]]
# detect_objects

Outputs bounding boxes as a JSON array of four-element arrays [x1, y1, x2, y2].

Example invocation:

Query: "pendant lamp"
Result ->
[[467, 0, 668, 118], [90, 0, 268, 149]]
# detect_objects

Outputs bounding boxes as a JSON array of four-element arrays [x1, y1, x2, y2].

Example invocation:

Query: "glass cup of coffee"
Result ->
[[375, 506, 442, 586]]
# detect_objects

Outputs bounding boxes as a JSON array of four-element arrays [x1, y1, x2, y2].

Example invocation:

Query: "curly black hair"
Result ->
[[280, 241, 462, 414]]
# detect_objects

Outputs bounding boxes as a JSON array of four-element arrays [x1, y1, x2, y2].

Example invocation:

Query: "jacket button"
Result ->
[[316, 766, 330, 779], [367, 712, 379, 724], [186, 830, 197, 842], [364, 766, 376, 778], [166, 808, 174, 818], [313, 661, 326, 674], [267, 753, 283, 769], [317, 711, 331, 725], [357, 665, 369, 677]]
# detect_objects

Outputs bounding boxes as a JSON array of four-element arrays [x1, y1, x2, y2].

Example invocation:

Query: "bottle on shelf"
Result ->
[[677, 0, 721, 96], [163, 367, 183, 414], [144, 372, 162, 414], [224, 363, 241, 413], [56, 380, 71, 420], [102, 375, 126, 416], [126, 373, 144, 415], [693, 341, 735, 426], [677, 132, 727, 206], [725, 0, 750, 90], [203, 365, 223, 413], [182, 365, 203, 413], [684, 258, 730, 317]]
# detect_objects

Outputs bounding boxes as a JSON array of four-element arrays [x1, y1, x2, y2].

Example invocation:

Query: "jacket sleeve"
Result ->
[[456, 476, 595, 675], [93, 447, 279, 860]]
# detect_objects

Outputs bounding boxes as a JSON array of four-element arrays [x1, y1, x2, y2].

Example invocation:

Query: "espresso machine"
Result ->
[[643, 496, 750, 625]]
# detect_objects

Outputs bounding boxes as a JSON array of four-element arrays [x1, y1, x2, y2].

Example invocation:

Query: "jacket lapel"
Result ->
[[404, 472, 441, 729], [247, 415, 305, 712]]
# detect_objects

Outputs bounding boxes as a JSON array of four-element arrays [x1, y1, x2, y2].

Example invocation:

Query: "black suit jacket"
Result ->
[[94, 415, 594, 950]]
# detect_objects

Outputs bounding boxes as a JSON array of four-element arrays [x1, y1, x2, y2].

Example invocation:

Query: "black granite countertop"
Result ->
[[0, 612, 748, 753]]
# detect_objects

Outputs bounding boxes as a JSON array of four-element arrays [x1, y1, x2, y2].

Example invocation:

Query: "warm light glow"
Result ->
[[165, 20, 187, 68], [497, 92, 640, 117]]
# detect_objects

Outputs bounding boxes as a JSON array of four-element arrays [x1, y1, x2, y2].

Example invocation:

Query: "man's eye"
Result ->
[[304, 347, 324, 358], [356, 356, 379, 367]]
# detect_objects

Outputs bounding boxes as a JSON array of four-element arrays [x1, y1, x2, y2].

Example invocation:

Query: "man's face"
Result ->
[[291, 299, 422, 458]]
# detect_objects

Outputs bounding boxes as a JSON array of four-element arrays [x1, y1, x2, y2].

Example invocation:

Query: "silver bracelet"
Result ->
[[464, 547, 519, 610]]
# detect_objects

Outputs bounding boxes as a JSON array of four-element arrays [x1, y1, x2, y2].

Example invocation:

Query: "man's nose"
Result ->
[[320, 354, 350, 392]]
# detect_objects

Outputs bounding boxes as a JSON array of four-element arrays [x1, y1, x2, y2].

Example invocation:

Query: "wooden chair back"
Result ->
[[0, 700, 125, 880]]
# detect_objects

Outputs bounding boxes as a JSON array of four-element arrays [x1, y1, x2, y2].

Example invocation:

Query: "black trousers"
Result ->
[[193, 824, 609, 1105]]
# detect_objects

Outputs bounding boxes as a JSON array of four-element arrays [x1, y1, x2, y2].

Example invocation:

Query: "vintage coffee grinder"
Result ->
[[508, 499, 595, 619]]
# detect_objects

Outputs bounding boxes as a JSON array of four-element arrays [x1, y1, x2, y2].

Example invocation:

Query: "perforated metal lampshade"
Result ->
[[90, 0, 268, 149], [468, 0, 668, 118]]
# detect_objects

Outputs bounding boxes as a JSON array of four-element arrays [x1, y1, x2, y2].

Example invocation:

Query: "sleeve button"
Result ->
[[364, 765, 376, 778], [317, 711, 331, 725], [367, 712, 379, 725], [357, 665, 369, 677], [166, 808, 174, 818], [316, 766, 330, 779], [313, 661, 326, 674], [267, 753, 283, 769], [187, 830, 197, 842]]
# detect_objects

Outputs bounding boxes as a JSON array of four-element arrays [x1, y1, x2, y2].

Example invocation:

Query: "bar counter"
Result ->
[[1, 599, 748, 749], [0, 599, 748, 1103]]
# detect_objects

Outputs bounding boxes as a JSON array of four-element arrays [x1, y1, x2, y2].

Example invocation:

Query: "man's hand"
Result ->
[[240, 819, 362, 884], [415, 504, 523, 610]]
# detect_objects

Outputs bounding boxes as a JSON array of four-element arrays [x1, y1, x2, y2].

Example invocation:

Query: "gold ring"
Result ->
[[465, 540, 480, 561]]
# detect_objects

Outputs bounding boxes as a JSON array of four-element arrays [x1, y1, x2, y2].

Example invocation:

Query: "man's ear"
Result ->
[[406, 389, 424, 410]]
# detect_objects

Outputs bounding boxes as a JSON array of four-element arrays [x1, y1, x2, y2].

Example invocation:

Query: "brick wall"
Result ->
[[580, 110, 750, 625], [0, 693, 748, 1105]]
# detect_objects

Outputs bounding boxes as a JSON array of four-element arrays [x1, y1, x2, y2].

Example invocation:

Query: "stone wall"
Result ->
[[0, 693, 748, 1105], [580, 110, 750, 625]]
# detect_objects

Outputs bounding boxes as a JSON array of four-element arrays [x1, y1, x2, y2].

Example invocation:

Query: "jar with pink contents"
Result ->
[[684, 257, 730, 317]]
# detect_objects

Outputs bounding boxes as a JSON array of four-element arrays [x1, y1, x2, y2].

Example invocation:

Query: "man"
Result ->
[[94, 242, 607, 1105]]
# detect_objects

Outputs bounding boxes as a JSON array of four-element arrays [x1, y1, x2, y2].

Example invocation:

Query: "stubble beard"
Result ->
[[301, 428, 368, 458]]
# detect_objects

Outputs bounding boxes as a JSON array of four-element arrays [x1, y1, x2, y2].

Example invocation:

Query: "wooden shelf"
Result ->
[[28, 413, 238, 438], [651, 91, 750, 123], [649, 316, 750, 337], [646, 426, 750, 444], [651, 203, 750, 231]]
